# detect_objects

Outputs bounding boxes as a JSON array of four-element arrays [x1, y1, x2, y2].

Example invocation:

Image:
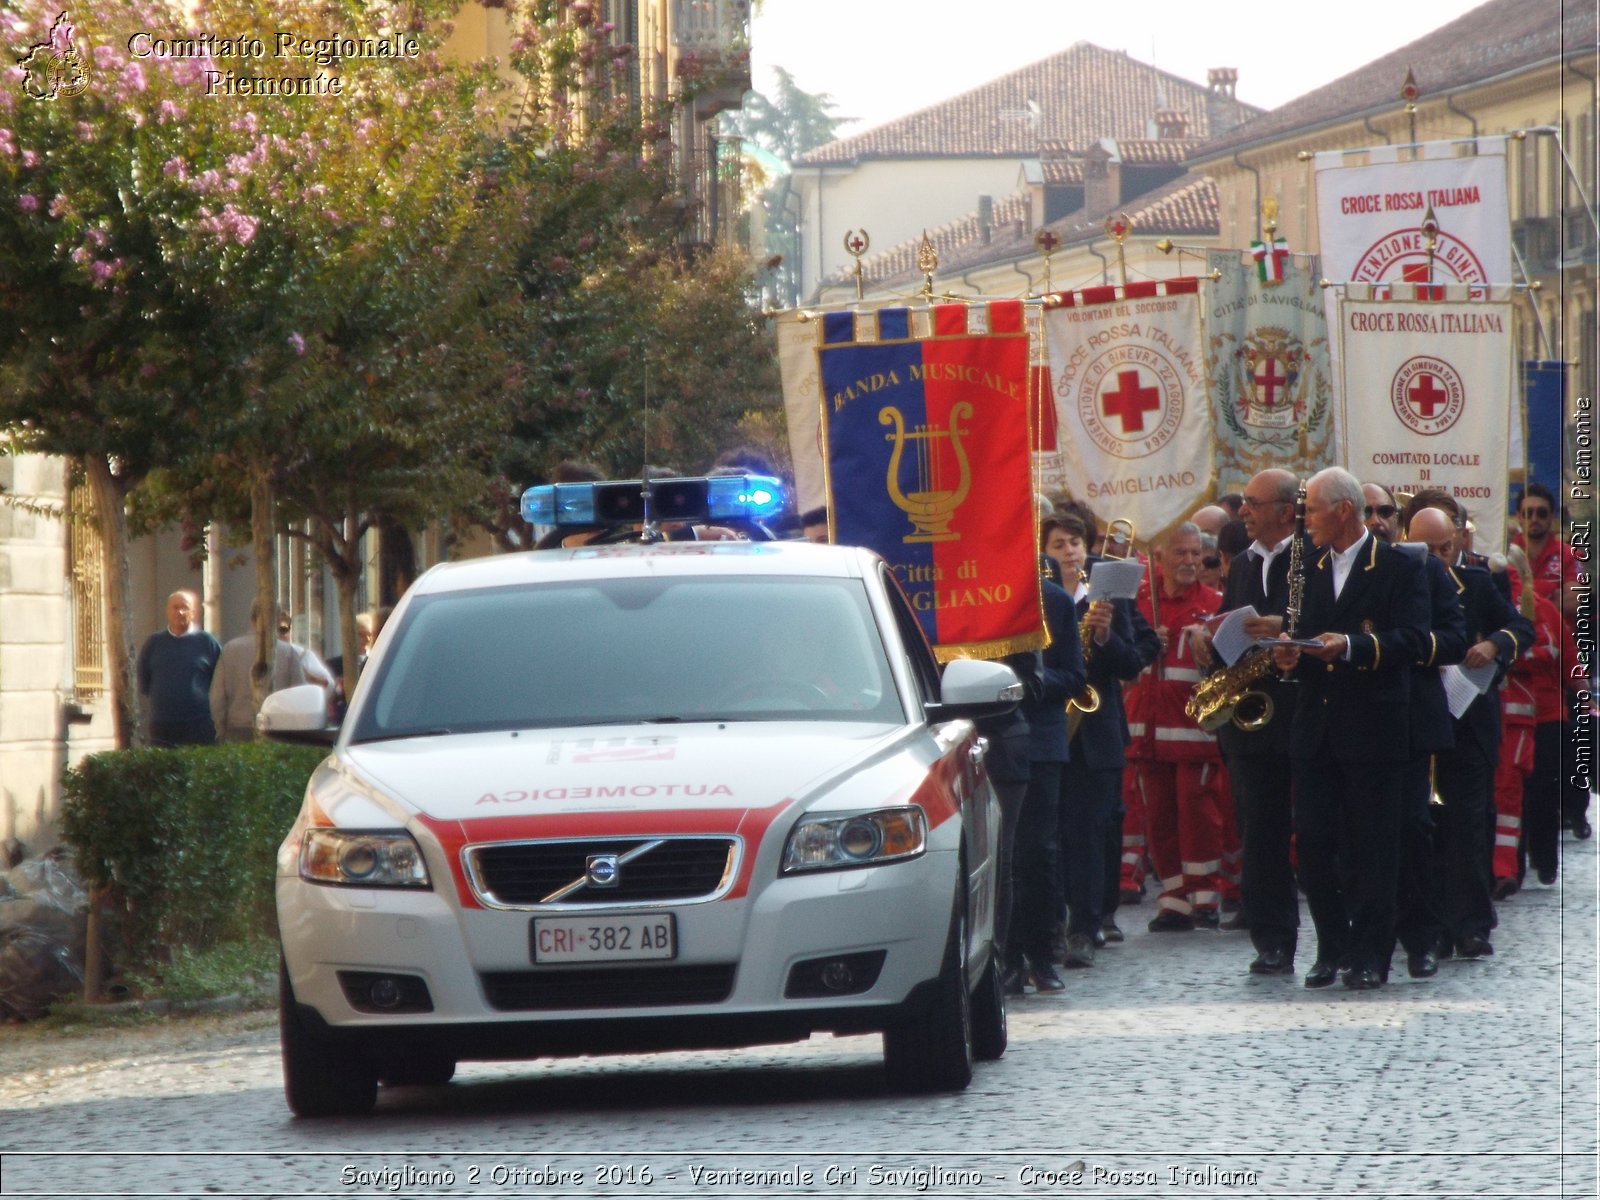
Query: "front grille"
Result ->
[[467, 838, 737, 906], [480, 964, 738, 1011]]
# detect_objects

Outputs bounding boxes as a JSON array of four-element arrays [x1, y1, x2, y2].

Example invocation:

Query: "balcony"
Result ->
[[673, 0, 750, 119]]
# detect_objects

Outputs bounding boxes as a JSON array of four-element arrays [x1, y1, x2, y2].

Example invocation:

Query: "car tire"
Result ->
[[969, 945, 1007, 1062], [882, 884, 974, 1094], [279, 958, 379, 1118]]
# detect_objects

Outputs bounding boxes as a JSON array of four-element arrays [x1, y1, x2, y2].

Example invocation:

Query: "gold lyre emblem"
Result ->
[[879, 402, 973, 543]]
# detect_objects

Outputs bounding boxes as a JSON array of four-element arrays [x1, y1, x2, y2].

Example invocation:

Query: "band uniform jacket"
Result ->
[[1409, 550, 1471, 756], [1021, 577, 1087, 764], [1213, 534, 1311, 760], [1289, 534, 1431, 765], [1068, 567, 1156, 772], [1448, 563, 1535, 764]]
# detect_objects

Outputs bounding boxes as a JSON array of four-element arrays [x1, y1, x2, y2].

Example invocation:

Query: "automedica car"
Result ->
[[263, 536, 1020, 1117]]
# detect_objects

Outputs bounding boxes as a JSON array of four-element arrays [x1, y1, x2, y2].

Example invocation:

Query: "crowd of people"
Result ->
[[987, 470, 1592, 993]]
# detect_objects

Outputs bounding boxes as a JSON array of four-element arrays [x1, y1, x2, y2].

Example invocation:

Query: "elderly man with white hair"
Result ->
[[1271, 467, 1431, 990]]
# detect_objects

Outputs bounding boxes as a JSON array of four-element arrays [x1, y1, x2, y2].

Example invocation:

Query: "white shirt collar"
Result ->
[[1250, 533, 1293, 560]]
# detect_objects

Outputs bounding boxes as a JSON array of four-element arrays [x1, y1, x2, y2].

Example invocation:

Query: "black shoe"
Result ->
[[1575, 818, 1593, 840], [1220, 911, 1250, 931], [1100, 917, 1125, 944], [1193, 908, 1221, 930], [1001, 967, 1027, 995], [1029, 961, 1066, 992], [1537, 867, 1557, 885], [1456, 935, 1494, 959], [1304, 961, 1339, 989], [1342, 967, 1383, 990], [1492, 877, 1519, 901], [1119, 886, 1143, 905], [1062, 934, 1095, 969], [1248, 948, 1294, 975], [1406, 950, 1439, 978], [1091, 927, 1107, 949], [1148, 911, 1196, 932]]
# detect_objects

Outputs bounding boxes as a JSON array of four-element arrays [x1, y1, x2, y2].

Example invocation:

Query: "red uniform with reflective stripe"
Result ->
[[1125, 573, 1222, 764]]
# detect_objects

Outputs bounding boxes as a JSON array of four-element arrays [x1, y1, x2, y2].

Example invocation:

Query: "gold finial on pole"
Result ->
[[1104, 212, 1132, 288], [1034, 227, 1061, 296], [916, 230, 938, 299], [1421, 206, 1439, 284], [1262, 194, 1279, 243], [1401, 67, 1419, 147], [843, 229, 870, 301]]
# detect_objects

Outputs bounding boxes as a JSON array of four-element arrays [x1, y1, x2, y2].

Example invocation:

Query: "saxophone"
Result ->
[[1065, 567, 1102, 741], [1185, 651, 1276, 731]]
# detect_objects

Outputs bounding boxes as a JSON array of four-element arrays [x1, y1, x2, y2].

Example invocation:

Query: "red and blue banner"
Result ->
[[818, 300, 1044, 661]]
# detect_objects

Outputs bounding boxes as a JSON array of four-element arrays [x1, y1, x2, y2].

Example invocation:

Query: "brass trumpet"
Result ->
[[1065, 518, 1134, 740]]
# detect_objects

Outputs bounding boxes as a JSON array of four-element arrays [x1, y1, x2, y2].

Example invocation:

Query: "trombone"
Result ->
[[1066, 518, 1136, 739]]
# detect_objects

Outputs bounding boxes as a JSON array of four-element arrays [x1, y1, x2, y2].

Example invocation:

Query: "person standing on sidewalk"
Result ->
[[138, 590, 221, 748]]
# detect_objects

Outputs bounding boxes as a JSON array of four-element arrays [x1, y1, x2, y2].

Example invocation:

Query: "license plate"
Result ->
[[531, 914, 677, 963]]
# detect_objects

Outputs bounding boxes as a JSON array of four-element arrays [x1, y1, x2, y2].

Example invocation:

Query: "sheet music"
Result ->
[[1088, 558, 1144, 601], [1211, 607, 1259, 667], [1442, 661, 1497, 719]]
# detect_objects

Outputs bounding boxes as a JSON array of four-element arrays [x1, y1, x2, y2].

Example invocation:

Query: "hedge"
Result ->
[[60, 742, 326, 972]]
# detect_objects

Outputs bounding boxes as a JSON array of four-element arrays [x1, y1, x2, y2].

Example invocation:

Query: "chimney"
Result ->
[[1154, 109, 1188, 140], [1083, 143, 1117, 217], [1206, 67, 1241, 136], [978, 194, 994, 245]]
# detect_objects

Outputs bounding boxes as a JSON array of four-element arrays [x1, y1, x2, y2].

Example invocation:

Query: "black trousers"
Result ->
[[149, 717, 216, 747], [1390, 755, 1444, 959], [1010, 761, 1063, 965], [1292, 755, 1405, 974], [1523, 722, 1563, 877], [990, 777, 1028, 963], [1229, 753, 1300, 958], [1058, 760, 1120, 937], [1434, 742, 1496, 944]]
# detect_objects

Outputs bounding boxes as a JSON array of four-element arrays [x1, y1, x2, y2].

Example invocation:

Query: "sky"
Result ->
[[750, 0, 1496, 140]]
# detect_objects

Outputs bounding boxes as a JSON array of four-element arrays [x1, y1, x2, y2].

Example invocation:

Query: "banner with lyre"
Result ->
[[818, 300, 1045, 661]]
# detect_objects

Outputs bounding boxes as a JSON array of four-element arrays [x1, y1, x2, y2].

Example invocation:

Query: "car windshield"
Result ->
[[349, 574, 904, 741]]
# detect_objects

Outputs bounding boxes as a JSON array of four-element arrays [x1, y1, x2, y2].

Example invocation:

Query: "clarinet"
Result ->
[[1280, 481, 1307, 680]]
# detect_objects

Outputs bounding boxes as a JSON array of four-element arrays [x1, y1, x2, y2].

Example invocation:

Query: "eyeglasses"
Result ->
[[1202, 556, 1222, 569], [1363, 505, 1398, 520], [1522, 506, 1551, 518], [1239, 495, 1286, 509]]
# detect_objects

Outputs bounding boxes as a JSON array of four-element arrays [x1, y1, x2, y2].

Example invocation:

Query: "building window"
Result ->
[[67, 475, 106, 699]]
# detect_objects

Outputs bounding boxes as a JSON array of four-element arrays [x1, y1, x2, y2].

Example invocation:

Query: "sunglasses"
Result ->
[[1202, 556, 1222, 569], [1522, 506, 1551, 518], [1363, 504, 1398, 520]]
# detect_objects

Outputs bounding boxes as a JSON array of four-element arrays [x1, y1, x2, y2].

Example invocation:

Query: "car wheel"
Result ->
[[969, 945, 1007, 1062], [279, 958, 379, 1118], [379, 1054, 457, 1088], [882, 885, 974, 1093]]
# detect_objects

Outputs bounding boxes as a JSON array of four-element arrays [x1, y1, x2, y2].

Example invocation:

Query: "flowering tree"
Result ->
[[0, 0, 514, 738]]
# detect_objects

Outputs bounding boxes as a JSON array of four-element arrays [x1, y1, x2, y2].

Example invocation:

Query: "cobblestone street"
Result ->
[[3, 831, 1595, 1199]]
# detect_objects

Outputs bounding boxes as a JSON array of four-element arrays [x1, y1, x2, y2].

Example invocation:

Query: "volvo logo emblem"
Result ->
[[585, 854, 621, 888]]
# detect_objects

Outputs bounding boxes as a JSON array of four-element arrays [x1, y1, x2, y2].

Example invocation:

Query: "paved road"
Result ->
[[3, 831, 1595, 1199]]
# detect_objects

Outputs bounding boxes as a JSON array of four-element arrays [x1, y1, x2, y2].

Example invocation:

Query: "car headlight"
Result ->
[[781, 807, 927, 873], [299, 830, 431, 888]]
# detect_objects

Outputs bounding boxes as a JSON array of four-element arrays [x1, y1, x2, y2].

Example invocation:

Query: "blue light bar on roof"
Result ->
[[520, 475, 784, 527]]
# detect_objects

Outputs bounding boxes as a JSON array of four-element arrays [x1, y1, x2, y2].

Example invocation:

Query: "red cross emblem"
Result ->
[[1253, 357, 1287, 408], [1407, 372, 1448, 418], [846, 232, 867, 255], [1101, 370, 1161, 433], [1034, 229, 1060, 254]]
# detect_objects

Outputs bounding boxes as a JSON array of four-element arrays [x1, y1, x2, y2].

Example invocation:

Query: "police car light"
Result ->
[[521, 475, 784, 527]]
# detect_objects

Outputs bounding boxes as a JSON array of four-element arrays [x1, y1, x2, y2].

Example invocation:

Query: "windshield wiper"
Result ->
[[352, 728, 455, 744]]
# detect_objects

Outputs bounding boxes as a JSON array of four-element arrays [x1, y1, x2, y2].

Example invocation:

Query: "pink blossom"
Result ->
[[20, 149, 37, 167], [162, 157, 187, 180], [157, 99, 183, 122], [120, 61, 147, 93], [76, 122, 94, 140], [140, 362, 157, 378], [48, 194, 67, 217], [90, 259, 116, 282], [17, 194, 39, 213], [287, 332, 305, 356]]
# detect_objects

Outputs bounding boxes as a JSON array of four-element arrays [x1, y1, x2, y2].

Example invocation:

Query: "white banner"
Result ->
[[1204, 252, 1334, 490], [1042, 280, 1211, 540], [1337, 284, 1515, 552], [774, 308, 829, 514], [1314, 137, 1511, 285]]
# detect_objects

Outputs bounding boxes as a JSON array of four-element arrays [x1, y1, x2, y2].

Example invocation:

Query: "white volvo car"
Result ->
[[265, 535, 1019, 1117]]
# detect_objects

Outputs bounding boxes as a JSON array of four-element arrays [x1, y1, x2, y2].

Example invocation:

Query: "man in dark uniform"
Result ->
[[1191, 468, 1306, 976], [1406, 498, 1534, 959], [1381, 499, 1468, 981], [1058, 516, 1153, 967], [1273, 467, 1430, 990]]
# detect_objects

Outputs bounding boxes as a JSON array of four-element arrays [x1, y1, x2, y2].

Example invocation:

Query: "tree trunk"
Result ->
[[84, 455, 138, 750], [249, 468, 277, 723]]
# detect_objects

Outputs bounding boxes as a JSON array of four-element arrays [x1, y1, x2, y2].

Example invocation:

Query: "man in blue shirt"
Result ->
[[136, 590, 222, 747]]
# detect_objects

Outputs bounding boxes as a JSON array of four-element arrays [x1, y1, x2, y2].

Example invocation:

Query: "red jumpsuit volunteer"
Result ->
[[1123, 522, 1226, 929]]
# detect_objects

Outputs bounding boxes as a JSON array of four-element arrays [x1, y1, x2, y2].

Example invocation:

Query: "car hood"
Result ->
[[343, 722, 908, 824]]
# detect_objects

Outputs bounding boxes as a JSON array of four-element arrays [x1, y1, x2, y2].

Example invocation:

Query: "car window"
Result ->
[[349, 575, 904, 741], [879, 565, 941, 707]]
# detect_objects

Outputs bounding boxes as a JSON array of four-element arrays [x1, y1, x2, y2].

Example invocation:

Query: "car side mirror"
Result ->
[[924, 658, 1023, 722], [258, 684, 338, 746]]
